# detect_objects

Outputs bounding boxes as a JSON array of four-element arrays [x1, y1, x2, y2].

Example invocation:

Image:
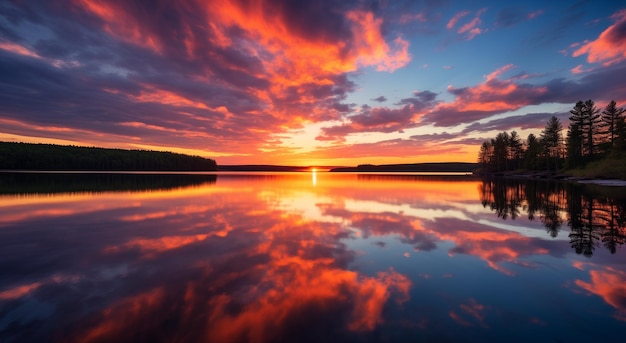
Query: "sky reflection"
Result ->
[[0, 173, 625, 342]]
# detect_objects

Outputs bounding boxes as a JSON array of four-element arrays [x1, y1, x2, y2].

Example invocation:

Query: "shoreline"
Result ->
[[474, 171, 626, 187], [566, 178, 626, 187]]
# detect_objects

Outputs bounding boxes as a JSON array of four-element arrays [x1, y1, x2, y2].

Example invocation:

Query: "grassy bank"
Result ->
[[564, 152, 626, 180]]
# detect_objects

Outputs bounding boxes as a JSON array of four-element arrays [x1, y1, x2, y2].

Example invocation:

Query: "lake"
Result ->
[[1, 171, 625, 342]]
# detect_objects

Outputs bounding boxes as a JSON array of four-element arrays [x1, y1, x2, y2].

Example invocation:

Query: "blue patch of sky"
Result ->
[[346, 0, 624, 113]]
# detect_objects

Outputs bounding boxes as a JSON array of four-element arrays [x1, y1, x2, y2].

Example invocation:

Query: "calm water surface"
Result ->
[[1, 172, 625, 342]]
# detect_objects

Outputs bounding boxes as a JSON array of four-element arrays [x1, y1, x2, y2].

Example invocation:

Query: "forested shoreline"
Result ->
[[0, 142, 217, 171], [330, 162, 477, 172], [477, 100, 626, 179]]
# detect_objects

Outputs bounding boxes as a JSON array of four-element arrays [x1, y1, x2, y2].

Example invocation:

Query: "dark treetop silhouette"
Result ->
[[0, 142, 217, 171]]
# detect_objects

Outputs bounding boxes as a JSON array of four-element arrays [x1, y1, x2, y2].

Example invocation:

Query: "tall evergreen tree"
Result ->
[[478, 141, 493, 171], [583, 99, 601, 159], [601, 100, 625, 149], [566, 121, 583, 168], [540, 116, 563, 171], [523, 133, 542, 170], [569, 101, 586, 159], [492, 132, 510, 172], [508, 130, 523, 170], [568, 100, 601, 162]]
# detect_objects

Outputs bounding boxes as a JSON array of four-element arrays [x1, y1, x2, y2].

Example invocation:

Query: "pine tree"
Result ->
[[478, 141, 493, 171], [508, 130, 523, 170], [569, 100, 601, 162], [601, 100, 625, 149], [523, 133, 541, 170], [566, 121, 583, 168], [540, 116, 563, 171], [492, 132, 510, 172], [583, 99, 601, 159]]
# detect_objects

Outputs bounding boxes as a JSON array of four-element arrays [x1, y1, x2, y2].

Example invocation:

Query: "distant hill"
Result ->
[[0, 142, 217, 171], [217, 165, 311, 172], [217, 165, 345, 171], [330, 162, 478, 173]]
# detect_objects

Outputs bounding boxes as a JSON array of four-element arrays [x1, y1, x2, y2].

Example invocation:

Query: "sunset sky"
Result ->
[[1, 0, 626, 166]]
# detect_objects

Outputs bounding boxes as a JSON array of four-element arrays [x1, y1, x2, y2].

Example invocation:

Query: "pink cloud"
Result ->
[[422, 64, 548, 126], [573, 9, 626, 66], [458, 17, 481, 34], [447, 11, 470, 29], [400, 12, 427, 24], [317, 106, 417, 142], [571, 64, 585, 74], [317, 91, 439, 141], [575, 266, 626, 321], [448, 8, 487, 40], [465, 27, 483, 40], [527, 10, 543, 19], [0, 42, 40, 59], [449, 299, 488, 328]]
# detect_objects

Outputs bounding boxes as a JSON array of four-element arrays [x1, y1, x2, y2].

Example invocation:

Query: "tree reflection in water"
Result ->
[[479, 178, 626, 256]]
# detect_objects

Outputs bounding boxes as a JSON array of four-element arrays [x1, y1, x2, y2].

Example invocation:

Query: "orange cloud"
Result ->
[[447, 85, 524, 110], [128, 86, 210, 110], [75, 288, 166, 343], [72, 0, 413, 157], [201, 0, 410, 97], [346, 11, 411, 72], [204, 263, 410, 341], [104, 234, 209, 257], [575, 266, 626, 320], [444, 230, 549, 275], [423, 64, 548, 126], [573, 9, 626, 66]]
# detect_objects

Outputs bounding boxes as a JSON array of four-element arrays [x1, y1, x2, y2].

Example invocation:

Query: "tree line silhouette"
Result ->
[[479, 178, 626, 256], [478, 100, 626, 173], [0, 142, 217, 171]]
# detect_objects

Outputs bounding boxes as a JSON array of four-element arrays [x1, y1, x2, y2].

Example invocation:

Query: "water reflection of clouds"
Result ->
[[268, 190, 347, 224], [2, 175, 626, 341], [289, 181, 567, 275], [71, 203, 412, 342], [2, 180, 413, 341], [573, 263, 626, 321]]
